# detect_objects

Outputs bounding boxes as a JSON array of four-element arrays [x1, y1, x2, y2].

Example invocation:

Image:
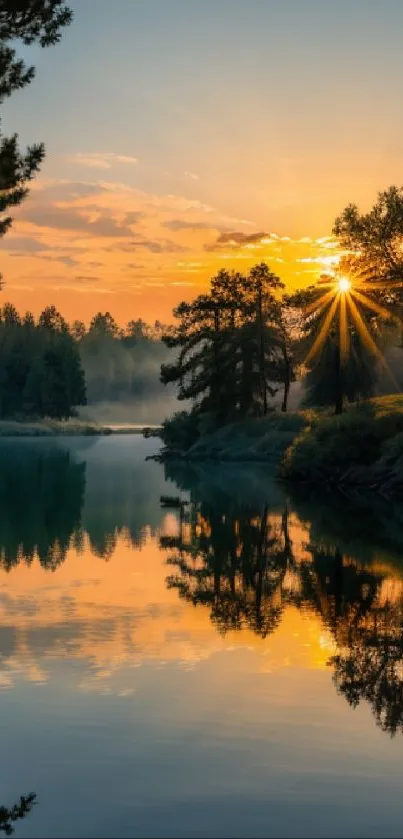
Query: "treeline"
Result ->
[[0, 304, 85, 419], [0, 305, 175, 421]]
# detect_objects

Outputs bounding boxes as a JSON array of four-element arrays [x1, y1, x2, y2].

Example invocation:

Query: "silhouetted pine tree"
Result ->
[[0, 2, 72, 253]]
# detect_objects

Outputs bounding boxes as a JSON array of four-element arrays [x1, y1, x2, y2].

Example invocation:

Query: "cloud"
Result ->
[[184, 171, 199, 181], [131, 237, 189, 254], [68, 152, 138, 170], [124, 211, 144, 225], [0, 236, 51, 253], [60, 255, 79, 267], [162, 219, 221, 232], [33, 181, 105, 200], [21, 204, 133, 238], [205, 230, 271, 251]]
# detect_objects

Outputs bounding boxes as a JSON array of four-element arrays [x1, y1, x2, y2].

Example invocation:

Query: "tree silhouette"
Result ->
[[287, 283, 378, 414], [0, 304, 86, 419], [161, 264, 289, 427], [161, 471, 296, 638], [0, 793, 36, 836], [163, 464, 403, 736], [0, 444, 85, 570], [0, 2, 72, 248]]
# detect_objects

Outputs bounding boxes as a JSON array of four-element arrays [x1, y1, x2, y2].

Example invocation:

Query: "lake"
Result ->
[[1, 435, 403, 839]]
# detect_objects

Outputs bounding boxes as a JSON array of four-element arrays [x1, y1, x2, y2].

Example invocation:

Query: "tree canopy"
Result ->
[[0, 303, 86, 419]]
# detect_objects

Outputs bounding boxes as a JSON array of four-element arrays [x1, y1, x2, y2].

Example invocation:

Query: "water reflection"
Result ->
[[0, 444, 85, 570], [0, 794, 36, 836], [1, 440, 403, 740], [0, 437, 167, 568], [162, 461, 403, 736], [3, 441, 403, 836]]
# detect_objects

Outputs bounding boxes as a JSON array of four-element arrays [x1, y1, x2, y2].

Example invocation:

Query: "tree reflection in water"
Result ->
[[0, 794, 36, 836], [162, 462, 403, 737], [0, 439, 167, 567]]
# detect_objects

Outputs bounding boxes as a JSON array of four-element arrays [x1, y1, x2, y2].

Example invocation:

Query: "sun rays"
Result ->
[[304, 264, 402, 387]]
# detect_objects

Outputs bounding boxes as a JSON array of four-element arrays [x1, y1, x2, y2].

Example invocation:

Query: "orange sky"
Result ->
[[0, 177, 349, 325], [3, 0, 403, 324]]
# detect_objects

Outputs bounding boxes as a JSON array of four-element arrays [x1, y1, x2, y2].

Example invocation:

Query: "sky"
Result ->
[[2, 0, 403, 324]]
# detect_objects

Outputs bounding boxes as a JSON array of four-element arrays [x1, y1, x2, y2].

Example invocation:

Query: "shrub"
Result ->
[[280, 403, 403, 483]]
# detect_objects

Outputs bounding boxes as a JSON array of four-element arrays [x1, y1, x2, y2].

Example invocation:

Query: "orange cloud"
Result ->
[[0, 178, 339, 324], [67, 152, 139, 169]]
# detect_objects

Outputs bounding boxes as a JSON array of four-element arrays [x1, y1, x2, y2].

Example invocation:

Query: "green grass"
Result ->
[[279, 396, 403, 491], [162, 411, 309, 462], [157, 395, 403, 494]]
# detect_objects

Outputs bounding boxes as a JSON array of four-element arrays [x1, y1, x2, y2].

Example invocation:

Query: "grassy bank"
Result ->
[[279, 395, 403, 493], [155, 396, 403, 493], [155, 410, 310, 462]]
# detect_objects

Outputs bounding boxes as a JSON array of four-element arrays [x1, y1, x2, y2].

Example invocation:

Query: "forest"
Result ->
[[0, 305, 174, 421]]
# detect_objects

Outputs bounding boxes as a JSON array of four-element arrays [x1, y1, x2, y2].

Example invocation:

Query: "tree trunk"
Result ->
[[281, 380, 290, 412], [334, 391, 343, 414], [334, 341, 344, 414], [257, 284, 267, 415], [281, 348, 291, 413]]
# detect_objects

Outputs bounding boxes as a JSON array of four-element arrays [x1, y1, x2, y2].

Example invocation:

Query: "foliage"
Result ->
[[0, 2, 72, 250], [157, 408, 308, 461], [0, 303, 86, 419], [334, 185, 403, 280], [279, 397, 403, 487]]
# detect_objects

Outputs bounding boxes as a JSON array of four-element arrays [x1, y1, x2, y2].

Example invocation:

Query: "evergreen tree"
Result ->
[[161, 263, 289, 425], [288, 282, 379, 414], [0, 2, 72, 248], [334, 186, 403, 345], [0, 303, 86, 419]]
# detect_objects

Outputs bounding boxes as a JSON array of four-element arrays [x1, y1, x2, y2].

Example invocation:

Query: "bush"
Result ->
[[159, 410, 201, 455], [280, 402, 403, 484]]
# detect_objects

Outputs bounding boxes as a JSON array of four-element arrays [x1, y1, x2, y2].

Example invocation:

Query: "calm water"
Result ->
[[1, 436, 403, 838]]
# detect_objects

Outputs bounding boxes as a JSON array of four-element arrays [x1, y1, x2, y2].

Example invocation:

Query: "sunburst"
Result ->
[[304, 260, 402, 388]]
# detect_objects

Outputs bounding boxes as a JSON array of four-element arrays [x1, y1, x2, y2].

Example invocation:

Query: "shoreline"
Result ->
[[0, 420, 162, 437], [151, 395, 403, 496]]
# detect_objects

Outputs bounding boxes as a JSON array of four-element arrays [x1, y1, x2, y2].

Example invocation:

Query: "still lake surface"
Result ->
[[1, 435, 403, 838]]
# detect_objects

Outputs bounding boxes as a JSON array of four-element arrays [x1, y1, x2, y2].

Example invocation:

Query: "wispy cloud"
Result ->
[[68, 152, 138, 170], [184, 171, 199, 181], [163, 219, 222, 232]]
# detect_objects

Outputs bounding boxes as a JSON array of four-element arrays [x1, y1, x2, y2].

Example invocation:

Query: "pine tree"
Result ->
[[0, 2, 72, 253], [161, 264, 289, 425]]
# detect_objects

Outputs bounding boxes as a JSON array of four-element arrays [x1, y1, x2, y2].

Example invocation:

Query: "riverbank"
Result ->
[[154, 396, 403, 494], [280, 396, 403, 493], [0, 419, 160, 436]]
